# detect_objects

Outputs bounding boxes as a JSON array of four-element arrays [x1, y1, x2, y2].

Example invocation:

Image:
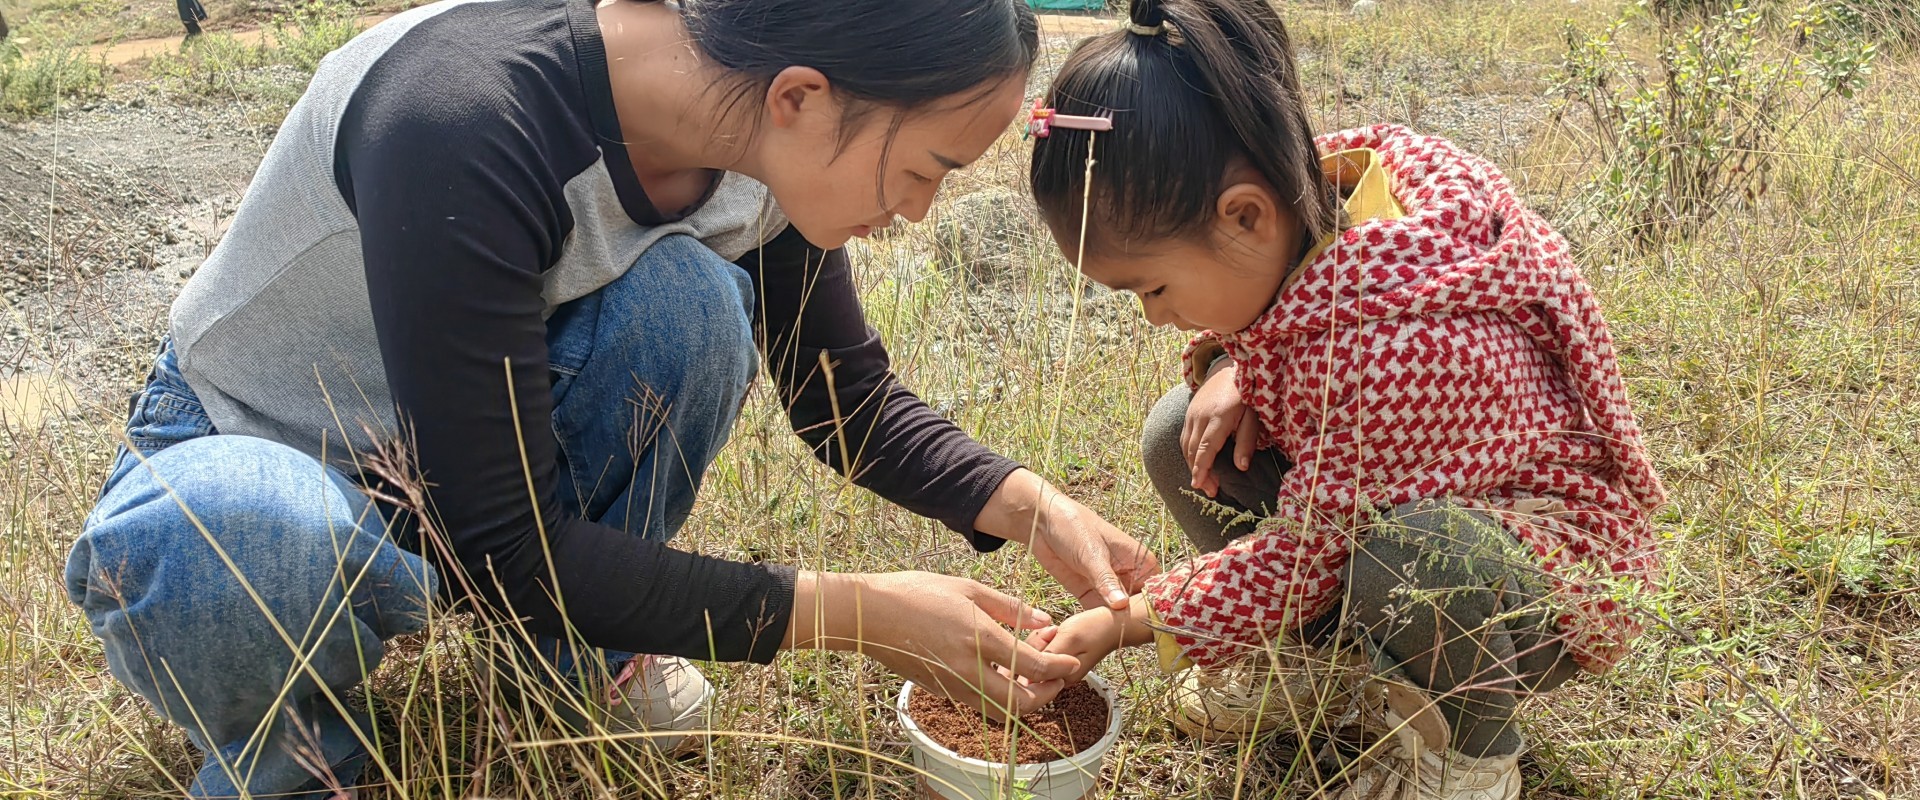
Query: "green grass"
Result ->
[[3, 0, 1918, 797], [268, 0, 362, 72], [0, 0, 368, 119], [144, 30, 273, 102], [0, 0, 405, 48], [1, 0, 160, 46]]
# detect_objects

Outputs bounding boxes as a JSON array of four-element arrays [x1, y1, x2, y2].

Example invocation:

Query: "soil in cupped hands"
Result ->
[[906, 681, 1109, 764]]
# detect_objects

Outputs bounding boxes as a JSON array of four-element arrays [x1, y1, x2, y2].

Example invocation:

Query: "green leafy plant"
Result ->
[[146, 32, 270, 102], [147, 2, 361, 104], [0, 40, 107, 118], [1550, 1, 1876, 243], [269, 0, 363, 73]]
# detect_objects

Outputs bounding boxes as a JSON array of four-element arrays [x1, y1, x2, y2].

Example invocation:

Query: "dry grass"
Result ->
[[4, 0, 1918, 797]]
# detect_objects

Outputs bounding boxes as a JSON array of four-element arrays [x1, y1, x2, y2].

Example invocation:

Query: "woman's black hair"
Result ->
[[659, 0, 1040, 143], [1030, 0, 1334, 253]]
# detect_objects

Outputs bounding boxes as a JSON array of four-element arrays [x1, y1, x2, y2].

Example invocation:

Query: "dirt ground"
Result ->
[[0, 80, 279, 425], [0, 9, 1131, 428]]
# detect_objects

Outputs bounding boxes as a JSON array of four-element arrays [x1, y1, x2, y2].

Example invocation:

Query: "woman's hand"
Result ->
[[977, 469, 1159, 611], [1183, 363, 1258, 498], [1029, 498, 1159, 610], [783, 570, 1080, 721]]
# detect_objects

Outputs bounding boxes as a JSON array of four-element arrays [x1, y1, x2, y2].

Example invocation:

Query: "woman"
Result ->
[[62, 0, 1156, 797]]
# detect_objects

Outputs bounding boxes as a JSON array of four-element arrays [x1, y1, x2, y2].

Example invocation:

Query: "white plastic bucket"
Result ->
[[896, 673, 1123, 800]]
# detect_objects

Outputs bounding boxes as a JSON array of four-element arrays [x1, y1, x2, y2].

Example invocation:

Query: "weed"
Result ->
[[146, 32, 270, 102], [269, 0, 363, 72], [144, 3, 361, 107], [1551, 1, 1877, 243], [0, 39, 106, 118]]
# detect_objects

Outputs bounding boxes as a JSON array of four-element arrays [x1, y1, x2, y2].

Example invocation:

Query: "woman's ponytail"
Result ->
[[1031, 0, 1333, 251]]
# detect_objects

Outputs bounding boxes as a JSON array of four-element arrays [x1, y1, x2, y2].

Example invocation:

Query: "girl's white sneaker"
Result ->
[[1170, 640, 1374, 741], [1331, 681, 1521, 800]]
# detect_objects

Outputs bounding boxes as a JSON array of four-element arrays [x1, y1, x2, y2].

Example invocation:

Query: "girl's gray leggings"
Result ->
[[1142, 384, 1581, 757]]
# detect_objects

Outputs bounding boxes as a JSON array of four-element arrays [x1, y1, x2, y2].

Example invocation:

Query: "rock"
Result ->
[[1352, 0, 1381, 16]]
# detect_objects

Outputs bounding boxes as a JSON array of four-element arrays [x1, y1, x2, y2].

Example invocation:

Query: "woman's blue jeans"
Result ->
[[63, 236, 758, 798]]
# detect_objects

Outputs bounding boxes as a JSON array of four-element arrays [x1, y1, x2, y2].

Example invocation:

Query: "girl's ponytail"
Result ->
[[1130, 0, 1169, 31], [1031, 0, 1333, 251]]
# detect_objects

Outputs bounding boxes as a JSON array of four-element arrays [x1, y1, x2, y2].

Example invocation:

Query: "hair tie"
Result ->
[[1125, 21, 1164, 36], [1025, 99, 1113, 139]]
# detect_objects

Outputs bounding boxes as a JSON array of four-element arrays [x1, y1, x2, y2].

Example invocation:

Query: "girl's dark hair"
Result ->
[[1030, 0, 1333, 253], [665, 0, 1040, 138]]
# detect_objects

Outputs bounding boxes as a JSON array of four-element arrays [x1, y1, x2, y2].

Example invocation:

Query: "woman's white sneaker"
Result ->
[[603, 655, 714, 757]]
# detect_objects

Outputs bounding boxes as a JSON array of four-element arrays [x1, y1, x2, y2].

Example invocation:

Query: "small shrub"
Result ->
[[1642, 0, 1741, 18], [147, 2, 361, 105], [269, 0, 363, 73], [1659, 0, 1920, 44], [1835, 0, 1920, 46], [147, 33, 270, 102], [1550, 1, 1876, 243], [0, 41, 108, 119]]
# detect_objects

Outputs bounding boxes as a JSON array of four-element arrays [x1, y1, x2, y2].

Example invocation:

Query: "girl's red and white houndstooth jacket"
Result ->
[[1145, 125, 1666, 674]]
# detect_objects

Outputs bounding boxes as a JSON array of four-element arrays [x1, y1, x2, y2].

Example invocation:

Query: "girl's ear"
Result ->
[[1212, 182, 1284, 248], [765, 66, 834, 130]]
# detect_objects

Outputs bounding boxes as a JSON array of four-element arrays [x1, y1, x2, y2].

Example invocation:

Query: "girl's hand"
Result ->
[[1026, 596, 1158, 692], [784, 570, 1080, 721], [1182, 363, 1258, 498], [977, 469, 1160, 611]]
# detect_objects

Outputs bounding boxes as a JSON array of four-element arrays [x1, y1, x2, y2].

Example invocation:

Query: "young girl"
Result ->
[[1026, 0, 1664, 797]]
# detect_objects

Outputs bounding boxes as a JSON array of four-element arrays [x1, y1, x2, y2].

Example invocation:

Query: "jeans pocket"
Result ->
[[125, 385, 214, 455]]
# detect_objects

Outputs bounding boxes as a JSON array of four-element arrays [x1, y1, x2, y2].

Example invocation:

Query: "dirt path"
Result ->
[[91, 12, 399, 65], [89, 10, 1116, 66]]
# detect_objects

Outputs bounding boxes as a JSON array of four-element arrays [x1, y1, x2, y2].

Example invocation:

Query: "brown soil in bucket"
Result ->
[[907, 681, 1109, 764]]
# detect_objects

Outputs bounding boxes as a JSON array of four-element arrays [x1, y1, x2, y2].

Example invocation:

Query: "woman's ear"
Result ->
[[1212, 182, 1284, 249], [764, 66, 834, 131]]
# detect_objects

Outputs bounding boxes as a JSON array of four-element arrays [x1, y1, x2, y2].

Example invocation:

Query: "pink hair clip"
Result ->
[[1026, 98, 1113, 139]]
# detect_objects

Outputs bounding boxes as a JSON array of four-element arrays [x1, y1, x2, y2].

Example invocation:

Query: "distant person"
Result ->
[[1022, 0, 1666, 798], [61, 0, 1156, 798], [178, 0, 207, 37]]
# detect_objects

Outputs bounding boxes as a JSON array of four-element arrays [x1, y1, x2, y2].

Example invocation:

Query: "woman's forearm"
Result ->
[[971, 467, 1060, 546], [781, 570, 909, 653], [783, 570, 852, 651]]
